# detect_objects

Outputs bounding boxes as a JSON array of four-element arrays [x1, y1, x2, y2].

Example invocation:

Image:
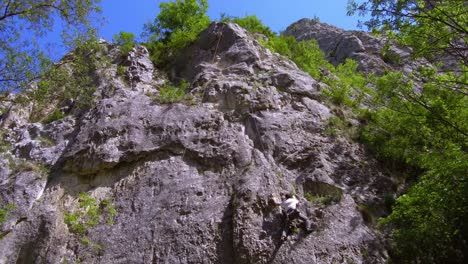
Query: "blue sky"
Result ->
[[44, 0, 362, 59], [99, 0, 361, 41]]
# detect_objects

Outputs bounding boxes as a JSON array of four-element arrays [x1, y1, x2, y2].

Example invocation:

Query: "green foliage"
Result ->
[[29, 37, 103, 122], [220, 14, 275, 38], [80, 237, 91, 246], [64, 212, 86, 235], [347, 3, 467, 259], [12, 159, 49, 176], [101, 199, 117, 225], [262, 35, 296, 57], [379, 168, 468, 263], [116, 65, 127, 77], [324, 116, 345, 137], [4, 154, 15, 172], [79, 236, 103, 252], [0, 131, 10, 153], [0, 105, 7, 116], [0, 0, 102, 99], [63, 38, 103, 111], [43, 109, 65, 124], [305, 190, 342, 206], [144, 41, 165, 66], [113, 31, 136, 56], [78, 192, 100, 227], [323, 59, 369, 107], [65, 193, 117, 237], [361, 70, 467, 164], [226, 14, 332, 81], [144, 0, 210, 64], [247, 33, 361, 120], [345, 256, 356, 264], [157, 80, 189, 104], [231, 15, 370, 110], [269, 37, 331, 80], [347, 0, 467, 66], [324, 115, 358, 140], [359, 247, 371, 263], [381, 43, 402, 65], [357, 67, 468, 263], [357, 197, 394, 226], [0, 204, 16, 225]]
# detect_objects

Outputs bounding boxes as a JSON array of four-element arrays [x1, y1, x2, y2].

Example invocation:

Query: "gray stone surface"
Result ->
[[284, 18, 425, 75], [0, 22, 396, 264]]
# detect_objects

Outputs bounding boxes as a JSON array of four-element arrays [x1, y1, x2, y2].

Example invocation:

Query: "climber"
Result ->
[[280, 193, 313, 240]]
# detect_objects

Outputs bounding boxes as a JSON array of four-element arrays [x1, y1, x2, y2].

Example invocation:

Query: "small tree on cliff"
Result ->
[[143, 0, 210, 64]]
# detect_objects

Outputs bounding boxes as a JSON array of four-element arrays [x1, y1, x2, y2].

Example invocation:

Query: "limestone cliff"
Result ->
[[284, 18, 428, 75], [0, 22, 396, 264]]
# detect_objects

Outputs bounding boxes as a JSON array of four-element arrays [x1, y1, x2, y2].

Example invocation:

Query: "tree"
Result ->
[[113, 31, 136, 56], [143, 0, 210, 64], [0, 0, 101, 99], [347, 0, 467, 67], [348, 1, 468, 263]]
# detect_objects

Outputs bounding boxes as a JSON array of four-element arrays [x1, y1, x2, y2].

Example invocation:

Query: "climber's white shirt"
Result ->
[[281, 196, 299, 212]]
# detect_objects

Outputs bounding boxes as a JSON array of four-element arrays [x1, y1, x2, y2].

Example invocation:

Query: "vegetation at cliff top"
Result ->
[[113, 31, 136, 57], [27, 37, 104, 123], [220, 14, 369, 108], [143, 0, 210, 65]]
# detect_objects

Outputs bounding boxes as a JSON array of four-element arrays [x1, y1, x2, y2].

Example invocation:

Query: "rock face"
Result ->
[[0, 22, 396, 263], [284, 18, 424, 75]]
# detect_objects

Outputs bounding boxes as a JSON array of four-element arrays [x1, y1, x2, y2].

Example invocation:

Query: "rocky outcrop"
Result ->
[[284, 18, 425, 75], [0, 22, 395, 263]]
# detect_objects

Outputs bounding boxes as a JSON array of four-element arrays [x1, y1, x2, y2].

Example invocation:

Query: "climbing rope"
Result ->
[[211, 23, 225, 63]]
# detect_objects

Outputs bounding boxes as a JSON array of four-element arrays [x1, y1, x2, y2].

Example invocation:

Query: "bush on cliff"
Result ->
[[144, 0, 210, 65], [113, 31, 136, 56], [28, 37, 104, 123]]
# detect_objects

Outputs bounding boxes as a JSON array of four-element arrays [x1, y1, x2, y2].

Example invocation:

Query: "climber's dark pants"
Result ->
[[281, 209, 312, 238]]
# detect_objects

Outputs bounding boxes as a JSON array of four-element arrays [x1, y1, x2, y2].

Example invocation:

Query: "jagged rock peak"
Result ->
[[284, 18, 423, 75]]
